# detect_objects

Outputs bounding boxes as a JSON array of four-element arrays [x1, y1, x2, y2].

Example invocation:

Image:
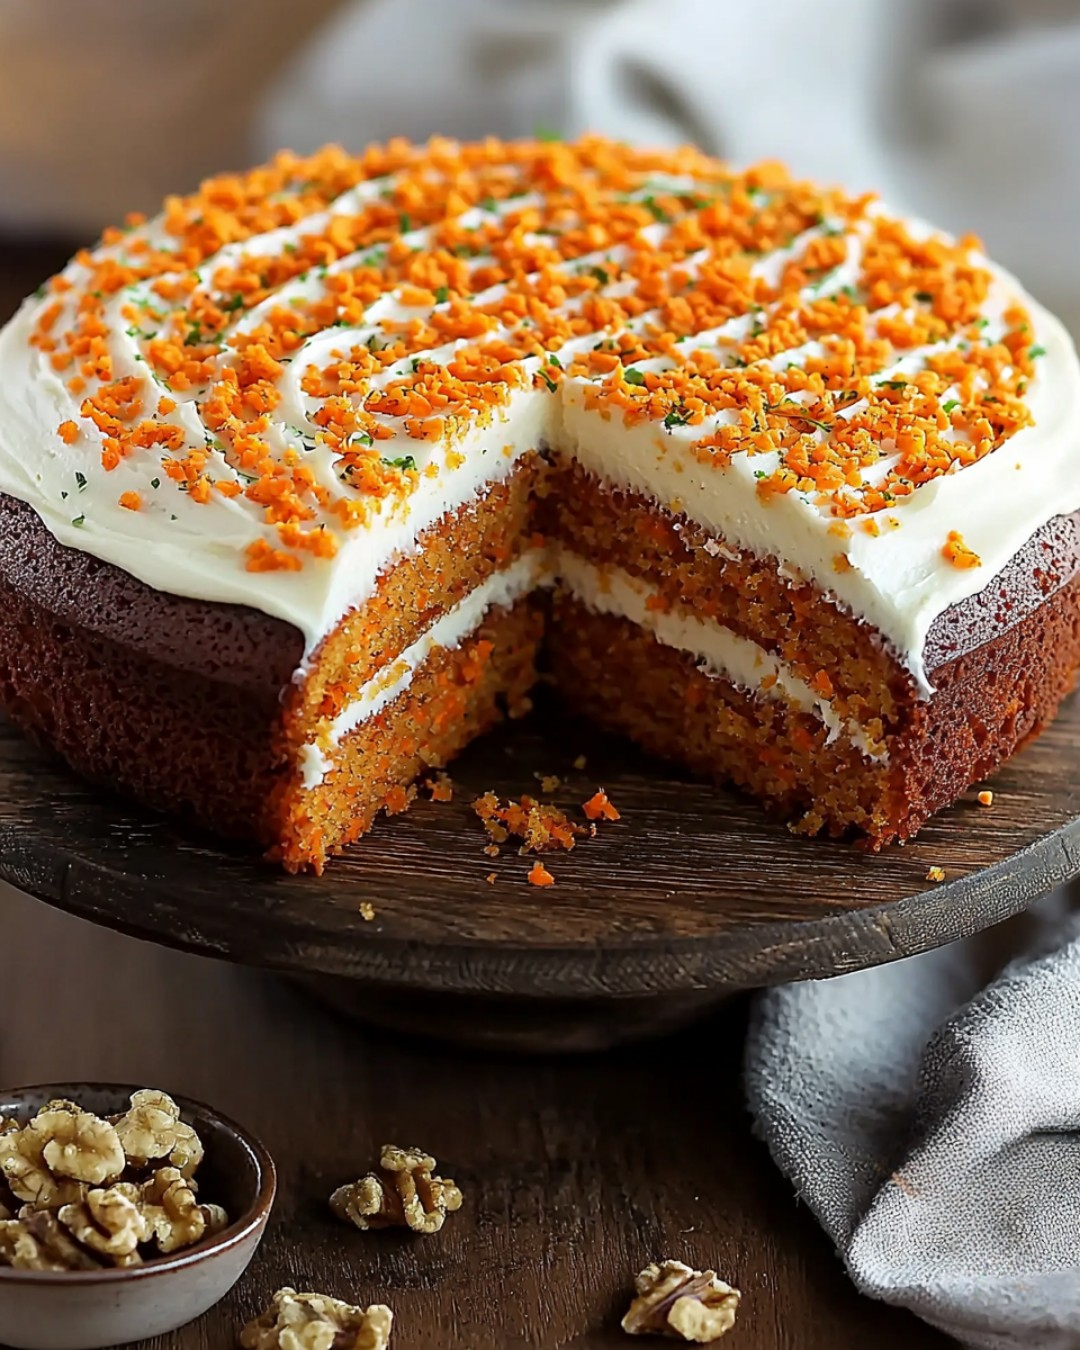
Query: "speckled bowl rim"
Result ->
[[0, 1082, 276, 1284]]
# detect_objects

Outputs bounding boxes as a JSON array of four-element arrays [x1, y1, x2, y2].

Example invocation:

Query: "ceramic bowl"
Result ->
[[0, 1083, 276, 1350]]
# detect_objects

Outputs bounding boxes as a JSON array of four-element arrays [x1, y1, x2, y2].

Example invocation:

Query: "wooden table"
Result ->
[[0, 241, 952, 1349], [0, 881, 950, 1350]]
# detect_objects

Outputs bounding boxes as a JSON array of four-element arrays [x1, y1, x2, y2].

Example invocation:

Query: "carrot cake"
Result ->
[[0, 135, 1076, 871]]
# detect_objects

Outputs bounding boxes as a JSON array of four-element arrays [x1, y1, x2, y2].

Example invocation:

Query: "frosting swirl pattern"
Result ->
[[0, 136, 1075, 691]]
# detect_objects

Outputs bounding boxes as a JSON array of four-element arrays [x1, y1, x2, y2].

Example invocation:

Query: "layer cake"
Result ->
[[0, 136, 1076, 871]]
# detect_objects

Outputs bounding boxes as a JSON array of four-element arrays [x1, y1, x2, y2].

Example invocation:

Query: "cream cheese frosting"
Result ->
[[0, 137, 1075, 694], [554, 550, 888, 762]]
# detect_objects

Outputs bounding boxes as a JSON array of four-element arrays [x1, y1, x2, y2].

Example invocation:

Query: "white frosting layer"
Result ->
[[0, 152, 1076, 693], [0, 295, 545, 651], [300, 550, 546, 786], [555, 550, 887, 762]]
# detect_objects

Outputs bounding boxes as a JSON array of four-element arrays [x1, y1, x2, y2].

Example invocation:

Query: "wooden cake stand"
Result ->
[[1, 692, 1078, 1051]]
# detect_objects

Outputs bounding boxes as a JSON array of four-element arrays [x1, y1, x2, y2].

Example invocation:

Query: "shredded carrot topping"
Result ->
[[942, 530, 982, 570], [528, 860, 555, 887], [30, 135, 1040, 571]]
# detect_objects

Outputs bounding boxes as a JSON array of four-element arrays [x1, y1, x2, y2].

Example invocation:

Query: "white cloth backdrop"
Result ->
[[0, 0, 1077, 327]]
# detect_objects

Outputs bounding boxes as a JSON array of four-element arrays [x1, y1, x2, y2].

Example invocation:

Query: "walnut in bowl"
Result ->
[[0, 1083, 276, 1350]]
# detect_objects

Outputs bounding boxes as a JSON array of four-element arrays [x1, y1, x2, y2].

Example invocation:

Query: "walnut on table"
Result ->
[[622, 1260, 741, 1343], [239, 1287, 393, 1350], [114, 1089, 204, 1180], [330, 1144, 463, 1235]]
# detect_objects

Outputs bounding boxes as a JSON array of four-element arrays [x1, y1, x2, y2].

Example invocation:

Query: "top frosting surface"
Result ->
[[0, 135, 1076, 686]]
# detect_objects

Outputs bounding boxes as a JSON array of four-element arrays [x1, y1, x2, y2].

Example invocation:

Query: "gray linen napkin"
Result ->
[[745, 890, 1080, 1350]]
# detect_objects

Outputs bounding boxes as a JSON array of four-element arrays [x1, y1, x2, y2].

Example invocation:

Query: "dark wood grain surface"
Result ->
[[0, 881, 953, 1350]]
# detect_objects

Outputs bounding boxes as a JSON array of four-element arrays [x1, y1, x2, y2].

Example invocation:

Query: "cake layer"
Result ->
[[285, 455, 541, 740], [548, 568, 1080, 847], [545, 460, 908, 727], [295, 550, 549, 791], [548, 596, 898, 842], [547, 463, 1080, 722], [0, 486, 544, 867], [272, 597, 542, 872], [553, 550, 887, 761]]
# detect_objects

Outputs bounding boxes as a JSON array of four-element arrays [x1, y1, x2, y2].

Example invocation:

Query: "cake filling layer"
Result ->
[[297, 550, 547, 788], [554, 549, 888, 763]]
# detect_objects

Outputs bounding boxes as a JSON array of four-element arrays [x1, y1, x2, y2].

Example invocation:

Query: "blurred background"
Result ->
[[0, 0, 1077, 330]]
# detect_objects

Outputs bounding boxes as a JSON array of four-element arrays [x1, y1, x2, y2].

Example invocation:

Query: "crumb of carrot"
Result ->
[[483, 843, 500, 858], [942, 530, 981, 569], [485, 872, 497, 885], [536, 772, 561, 793], [582, 789, 620, 822], [977, 790, 994, 807], [358, 902, 375, 921], [118, 490, 142, 511], [58, 419, 79, 444], [926, 865, 946, 882], [384, 785, 415, 816], [425, 771, 454, 802], [472, 790, 586, 853], [573, 754, 587, 771], [528, 860, 555, 887]]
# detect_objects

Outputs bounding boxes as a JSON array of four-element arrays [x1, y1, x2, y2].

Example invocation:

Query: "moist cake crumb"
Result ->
[[424, 772, 455, 802], [472, 791, 589, 853], [383, 785, 415, 817], [926, 866, 946, 882]]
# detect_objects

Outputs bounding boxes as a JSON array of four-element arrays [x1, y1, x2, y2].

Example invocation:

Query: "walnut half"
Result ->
[[114, 1090, 204, 1180], [0, 1099, 123, 1209], [0, 1212, 103, 1272], [330, 1144, 462, 1235], [58, 1184, 149, 1266], [239, 1287, 393, 1350], [622, 1260, 741, 1343], [139, 1166, 227, 1254]]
